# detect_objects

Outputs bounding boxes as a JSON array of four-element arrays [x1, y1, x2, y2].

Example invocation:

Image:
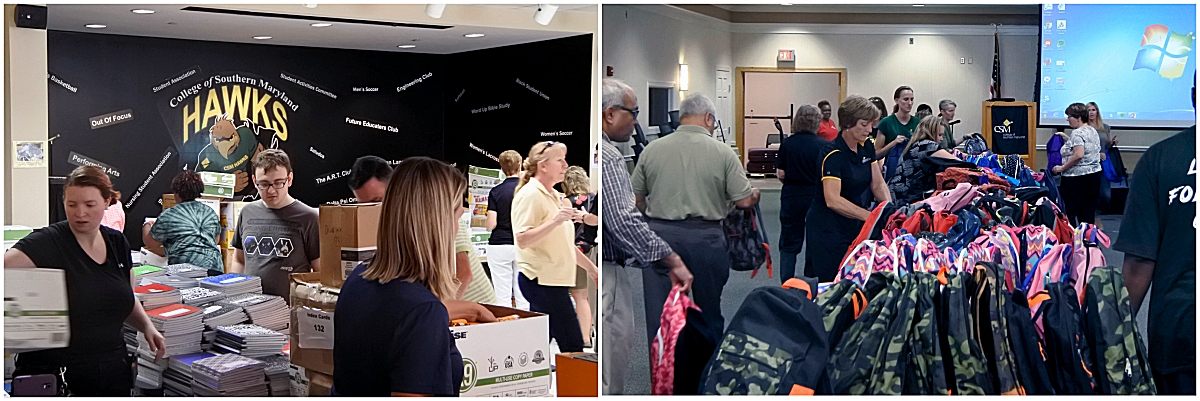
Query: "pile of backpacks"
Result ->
[[653, 183, 1157, 395]]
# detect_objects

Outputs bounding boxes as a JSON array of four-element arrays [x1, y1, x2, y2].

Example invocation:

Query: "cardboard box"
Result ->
[[220, 201, 248, 249], [288, 273, 337, 376], [199, 171, 236, 199], [162, 193, 177, 211], [4, 268, 70, 353], [555, 353, 598, 397], [318, 203, 380, 287], [456, 305, 551, 397], [290, 364, 333, 396]]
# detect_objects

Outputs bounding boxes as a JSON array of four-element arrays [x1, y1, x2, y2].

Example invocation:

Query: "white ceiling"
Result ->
[[713, 4, 1035, 14], [47, 4, 594, 54]]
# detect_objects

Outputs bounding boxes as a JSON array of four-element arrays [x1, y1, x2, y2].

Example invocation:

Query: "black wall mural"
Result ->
[[443, 34, 593, 172], [48, 31, 592, 248]]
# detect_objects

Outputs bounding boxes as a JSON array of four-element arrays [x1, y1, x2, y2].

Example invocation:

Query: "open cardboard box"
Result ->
[[456, 305, 551, 397], [288, 272, 338, 376], [317, 203, 380, 287]]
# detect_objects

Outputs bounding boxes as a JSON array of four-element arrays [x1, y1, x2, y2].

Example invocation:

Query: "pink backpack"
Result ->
[[1026, 243, 1072, 338], [1067, 224, 1111, 304], [921, 183, 982, 213], [651, 285, 699, 395]]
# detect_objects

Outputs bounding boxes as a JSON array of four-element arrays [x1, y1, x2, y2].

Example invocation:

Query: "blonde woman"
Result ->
[[561, 165, 598, 348], [512, 141, 598, 353], [886, 115, 960, 204], [333, 157, 494, 396]]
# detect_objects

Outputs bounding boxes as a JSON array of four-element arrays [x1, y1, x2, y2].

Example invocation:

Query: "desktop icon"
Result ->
[[1043, 95, 1051, 102], [1044, 40, 1053, 48], [1044, 4, 1052, 10], [1057, 20, 1066, 30], [1044, 58, 1052, 66], [1056, 77, 1065, 85], [1045, 20, 1053, 30], [1058, 3, 1066, 11], [1044, 76, 1052, 84], [1058, 40, 1066, 48], [1057, 60, 1066, 67], [1129, 112, 1137, 118], [1118, 112, 1127, 118]]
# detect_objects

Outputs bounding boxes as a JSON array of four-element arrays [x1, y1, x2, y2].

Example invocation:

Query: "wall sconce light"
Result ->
[[426, 4, 446, 19], [679, 64, 689, 91]]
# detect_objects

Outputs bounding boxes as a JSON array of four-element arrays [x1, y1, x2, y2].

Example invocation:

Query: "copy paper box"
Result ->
[[199, 172, 235, 199], [318, 203, 380, 287], [456, 305, 551, 397], [288, 273, 337, 376], [555, 353, 598, 397], [289, 364, 334, 396], [4, 268, 70, 353]]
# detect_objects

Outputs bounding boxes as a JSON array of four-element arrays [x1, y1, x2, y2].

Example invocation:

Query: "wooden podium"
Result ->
[[981, 101, 1037, 165]]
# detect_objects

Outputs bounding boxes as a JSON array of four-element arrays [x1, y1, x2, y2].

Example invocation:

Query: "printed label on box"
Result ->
[[296, 307, 334, 350], [289, 364, 309, 396], [455, 310, 551, 397], [340, 247, 376, 279]]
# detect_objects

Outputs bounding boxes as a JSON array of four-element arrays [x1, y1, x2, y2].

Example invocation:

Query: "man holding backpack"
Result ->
[[631, 93, 761, 346], [1114, 76, 1197, 395]]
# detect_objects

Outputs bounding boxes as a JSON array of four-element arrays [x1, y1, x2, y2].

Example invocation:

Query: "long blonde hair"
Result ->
[[1087, 102, 1108, 134], [361, 156, 465, 300], [903, 115, 948, 154], [517, 141, 567, 192], [561, 166, 591, 197]]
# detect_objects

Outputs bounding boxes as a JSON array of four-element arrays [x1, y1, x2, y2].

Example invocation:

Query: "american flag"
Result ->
[[990, 32, 1001, 99]]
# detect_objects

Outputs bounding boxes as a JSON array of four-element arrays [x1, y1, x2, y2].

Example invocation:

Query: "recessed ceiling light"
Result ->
[[782, 2, 793, 5], [85, 24, 107, 29], [913, 4, 925, 6], [311, 23, 332, 27], [131, 9, 155, 14], [397, 45, 416, 48], [464, 33, 485, 38], [253, 36, 272, 40], [304, 4, 318, 8]]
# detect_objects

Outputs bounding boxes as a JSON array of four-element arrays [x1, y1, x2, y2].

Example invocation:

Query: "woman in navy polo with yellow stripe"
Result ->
[[804, 95, 892, 282]]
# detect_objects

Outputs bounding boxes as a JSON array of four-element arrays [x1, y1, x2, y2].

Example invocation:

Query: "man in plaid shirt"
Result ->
[[600, 79, 692, 395]]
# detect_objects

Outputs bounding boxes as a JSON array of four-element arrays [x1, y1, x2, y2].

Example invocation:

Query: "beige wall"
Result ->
[[4, 5, 50, 227]]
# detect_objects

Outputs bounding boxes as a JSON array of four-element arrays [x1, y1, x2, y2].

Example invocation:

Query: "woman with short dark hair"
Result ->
[[1052, 102, 1104, 224], [775, 105, 827, 283], [143, 170, 225, 275]]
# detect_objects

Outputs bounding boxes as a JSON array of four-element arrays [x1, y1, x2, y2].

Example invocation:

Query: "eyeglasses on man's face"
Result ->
[[255, 180, 288, 191], [615, 105, 640, 119]]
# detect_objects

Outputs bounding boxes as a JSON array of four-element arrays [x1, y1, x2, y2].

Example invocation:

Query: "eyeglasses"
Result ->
[[537, 141, 558, 155], [615, 105, 640, 119], [254, 180, 288, 190]]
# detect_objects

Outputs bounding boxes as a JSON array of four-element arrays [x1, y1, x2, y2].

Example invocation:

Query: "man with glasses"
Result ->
[[631, 93, 759, 350], [231, 149, 321, 299], [599, 79, 692, 394]]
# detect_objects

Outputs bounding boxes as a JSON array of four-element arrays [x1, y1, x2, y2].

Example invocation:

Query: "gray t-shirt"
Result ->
[[233, 199, 320, 298]]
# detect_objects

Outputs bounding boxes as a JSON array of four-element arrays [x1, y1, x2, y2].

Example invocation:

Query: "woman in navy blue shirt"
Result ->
[[775, 105, 828, 284], [333, 157, 495, 396]]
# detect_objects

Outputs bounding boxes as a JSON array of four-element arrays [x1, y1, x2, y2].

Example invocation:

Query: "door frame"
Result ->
[[734, 67, 847, 163]]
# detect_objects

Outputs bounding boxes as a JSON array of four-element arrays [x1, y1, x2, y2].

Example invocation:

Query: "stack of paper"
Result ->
[[199, 273, 262, 296], [213, 324, 287, 358], [191, 353, 269, 397], [134, 348, 169, 390], [145, 304, 205, 357], [148, 274, 199, 289], [123, 324, 139, 354], [134, 283, 181, 311], [258, 354, 291, 396], [162, 352, 217, 396], [133, 264, 167, 279], [165, 263, 209, 278], [180, 287, 224, 306], [225, 293, 289, 331], [198, 302, 248, 351]]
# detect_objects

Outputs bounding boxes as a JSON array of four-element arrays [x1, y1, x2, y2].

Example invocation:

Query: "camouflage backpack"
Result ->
[[969, 262, 1024, 394], [937, 272, 991, 395], [1082, 266, 1156, 395], [828, 273, 901, 394], [816, 279, 869, 348], [898, 273, 949, 395], [700, 278, 829, 395]]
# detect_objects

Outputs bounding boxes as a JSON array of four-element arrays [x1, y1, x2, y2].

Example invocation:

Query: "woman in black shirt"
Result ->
[[805, 96, 892, 282], [775, 105, 828, 284], [5, 166, 166, 396]]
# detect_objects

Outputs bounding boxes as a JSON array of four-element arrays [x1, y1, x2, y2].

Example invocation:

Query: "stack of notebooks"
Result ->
[[148, 274, 199, 289], [199, 273, 263, 296], [133, 264, 167, 279], [225, 293, 290, 331], [135, 347, 170, 390], [123, 324, 139, 354], [181, 287, 225, 306], [146, 304, 205, 356], [191, 353, 269, 397], [162, 352, 217, 396], [134, 283, 181, 311], [165, 263, 209, 278], [213, 324, 287, 358], [259, 354, 292, 396], [199, 302, 249, 351]]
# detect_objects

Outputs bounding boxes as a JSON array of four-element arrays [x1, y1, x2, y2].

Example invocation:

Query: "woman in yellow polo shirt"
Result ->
[[511, 141, 598, 352]]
